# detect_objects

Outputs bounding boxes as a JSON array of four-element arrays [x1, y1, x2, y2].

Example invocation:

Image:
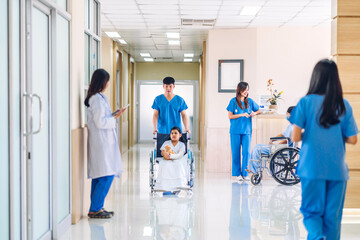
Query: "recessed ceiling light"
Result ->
[[105, 31, 121, 38], [166, 32, 180, 38], [140, 53, 151, 57], [184, 58, 192, 62], [118, 39, 127, 44], [184, 53, 194, 57], [240, 6, 261, 16], [144, 58, 154, 62], [168, 40, 180, 45]]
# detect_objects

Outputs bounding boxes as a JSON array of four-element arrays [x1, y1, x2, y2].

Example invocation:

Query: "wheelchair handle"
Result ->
[[270, 137, 289, 140]]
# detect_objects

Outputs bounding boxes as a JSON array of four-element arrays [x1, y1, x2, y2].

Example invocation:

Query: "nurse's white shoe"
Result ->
[[242, 176, 250, 181], [236, 176, 244, 181]]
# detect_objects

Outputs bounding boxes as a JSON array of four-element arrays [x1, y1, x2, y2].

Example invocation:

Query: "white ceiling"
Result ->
[[100, 0, 331, 62]]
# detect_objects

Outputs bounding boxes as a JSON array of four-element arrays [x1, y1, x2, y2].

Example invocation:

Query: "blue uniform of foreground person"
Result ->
[[152, 76, 190, 134], [85, 69, 126, 218], [290, 59, 358, 240], [227, 82, 261, 181]]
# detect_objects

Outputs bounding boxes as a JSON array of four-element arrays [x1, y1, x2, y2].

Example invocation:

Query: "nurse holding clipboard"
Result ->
[[227, 82, 261, 181]]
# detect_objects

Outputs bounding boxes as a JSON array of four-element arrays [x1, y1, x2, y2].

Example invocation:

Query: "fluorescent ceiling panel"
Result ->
[[166, 32, 180, 38], [144, 58, 154, 62], [105, 31, 121, 38], [118, 39, 127, 44], [184, 53, 194, 57], [140, 53, 151, 57], [184, 58, 192, 62]]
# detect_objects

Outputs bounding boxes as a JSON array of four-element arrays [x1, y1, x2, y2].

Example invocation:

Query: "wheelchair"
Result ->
[[149, 132, 195, 194], [248, 137, 300, 186]]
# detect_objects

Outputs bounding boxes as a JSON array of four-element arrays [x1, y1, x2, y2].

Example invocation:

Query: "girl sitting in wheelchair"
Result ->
[[154, 126, 189, 192]]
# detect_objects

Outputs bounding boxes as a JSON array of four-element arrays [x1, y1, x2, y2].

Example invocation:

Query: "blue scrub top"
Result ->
[[226, 97, 259, 134], [290, 94, 358, 180], [152, 94, 188, 134]]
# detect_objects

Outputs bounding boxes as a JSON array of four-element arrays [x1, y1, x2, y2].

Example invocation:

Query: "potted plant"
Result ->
[[266, 79, 283, 111]]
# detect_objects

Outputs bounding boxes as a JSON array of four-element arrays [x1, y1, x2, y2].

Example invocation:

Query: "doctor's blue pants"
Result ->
[[89, 175, 115, 212], [230, 134, 251, 177], [300, 178, 347, 240]]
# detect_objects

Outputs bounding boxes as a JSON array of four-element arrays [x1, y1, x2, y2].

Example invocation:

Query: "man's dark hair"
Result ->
[[170, 126, 181, 134], [163, 76, 175, 85], [287, 106, 295, 114]]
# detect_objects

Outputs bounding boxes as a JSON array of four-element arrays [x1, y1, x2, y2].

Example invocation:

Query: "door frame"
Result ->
[[136, 80, 199, 144]]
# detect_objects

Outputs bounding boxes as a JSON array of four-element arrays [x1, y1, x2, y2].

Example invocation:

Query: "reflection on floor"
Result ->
[[60, 144, 360, 240]]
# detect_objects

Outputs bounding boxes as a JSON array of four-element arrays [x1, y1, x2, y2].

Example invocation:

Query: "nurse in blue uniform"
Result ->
[[290, 59, 358, 240], [152, 76, 190, 134], [227, 82, 261, 181]]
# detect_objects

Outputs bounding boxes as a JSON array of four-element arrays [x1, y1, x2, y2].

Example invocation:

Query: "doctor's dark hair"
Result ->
[[84, 69, 110, 107], [287, 106, 295, 114], [307, 59, 345, 128], [236, 82, 249, 110]]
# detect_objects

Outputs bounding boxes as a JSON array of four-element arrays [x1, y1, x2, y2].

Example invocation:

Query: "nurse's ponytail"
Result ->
[[84, 69, 110, 107], [307, 59, 345, 128], [236, 82, 249, 110]]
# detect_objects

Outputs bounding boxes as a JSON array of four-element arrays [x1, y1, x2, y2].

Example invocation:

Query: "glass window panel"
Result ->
[[89, 0, 93, 32], [93, 1, 98, 35], [85, 34, 90, 86], [85, 0, 89, 29], [0, 0, 9, 238], [91, 39, 98, 74], [55, 15, 70, 223], [54, 0, 67, 11], [32, 7, 51, 238]]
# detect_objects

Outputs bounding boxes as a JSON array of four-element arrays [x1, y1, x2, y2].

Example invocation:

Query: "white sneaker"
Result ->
[[236, 176, 244, 181], [242, 176, 250, 181]]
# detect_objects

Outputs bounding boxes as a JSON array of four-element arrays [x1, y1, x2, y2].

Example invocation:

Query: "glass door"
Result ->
[[26, 4, 52, 239]]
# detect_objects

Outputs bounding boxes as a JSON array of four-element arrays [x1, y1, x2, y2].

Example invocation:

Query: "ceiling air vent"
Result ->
[[155, 57, 173, 60], [181, 19, 216, 27]]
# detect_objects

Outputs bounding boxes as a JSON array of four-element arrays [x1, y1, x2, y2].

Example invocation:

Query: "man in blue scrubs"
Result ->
[[152, 76, 190, 134]]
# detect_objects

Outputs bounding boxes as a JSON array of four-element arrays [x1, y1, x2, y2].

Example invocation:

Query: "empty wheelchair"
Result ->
[[149, 132, 195, 194], [248, 137, 300, 186]]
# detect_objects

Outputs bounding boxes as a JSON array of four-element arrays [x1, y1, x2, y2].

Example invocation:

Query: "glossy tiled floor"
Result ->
[[60, 144, 360, 240]]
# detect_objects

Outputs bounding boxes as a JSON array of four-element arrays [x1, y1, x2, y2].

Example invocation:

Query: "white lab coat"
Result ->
[[87, 93, 123, 179]]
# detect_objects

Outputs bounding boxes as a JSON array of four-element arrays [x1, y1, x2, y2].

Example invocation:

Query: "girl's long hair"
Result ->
[[84, 69, 110, 107], [307, 59, 345, 128], [236, 82, 249, 110]]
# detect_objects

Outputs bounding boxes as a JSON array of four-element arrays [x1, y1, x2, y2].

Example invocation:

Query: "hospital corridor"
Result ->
[[2, 0, 360, 239]]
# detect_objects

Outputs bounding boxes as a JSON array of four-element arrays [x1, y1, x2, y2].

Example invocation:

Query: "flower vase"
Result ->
[[269, 104, 278, 112]]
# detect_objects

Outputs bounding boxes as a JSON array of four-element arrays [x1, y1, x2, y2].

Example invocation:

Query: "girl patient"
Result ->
[[155, 126, 188, 192]]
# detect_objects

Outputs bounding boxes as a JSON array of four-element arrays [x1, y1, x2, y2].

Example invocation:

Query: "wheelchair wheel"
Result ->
[[270, 147, 300, 186], [149, 150, 155, 188], [251, 173, 262, 185]]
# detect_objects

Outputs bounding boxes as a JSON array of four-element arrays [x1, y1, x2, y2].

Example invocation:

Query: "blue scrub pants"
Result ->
[[89, 175, 115, 212], [230, 134, 251, 177], [300, 178, 347, 240]]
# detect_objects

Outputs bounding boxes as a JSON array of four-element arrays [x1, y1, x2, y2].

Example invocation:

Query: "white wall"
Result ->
[[204, 25, 331, 172]]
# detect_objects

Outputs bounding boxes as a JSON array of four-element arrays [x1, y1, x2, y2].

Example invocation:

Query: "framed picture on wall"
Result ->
[[218, 59, 244, 92]]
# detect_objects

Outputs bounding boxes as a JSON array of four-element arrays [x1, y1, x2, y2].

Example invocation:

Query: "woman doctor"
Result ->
[[227, 82, 261, 181], [84, 69, 126, 218], [290, 59, 358, 240]]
